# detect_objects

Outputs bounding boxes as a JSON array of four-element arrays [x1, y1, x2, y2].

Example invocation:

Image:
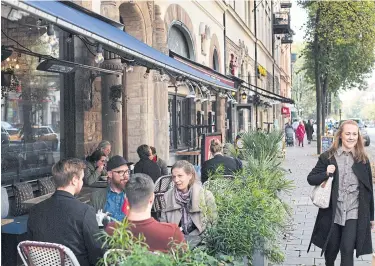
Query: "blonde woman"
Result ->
[[201, 139, 241, 184], [160, 160, 217, 247], [307, 120, 374, 266]]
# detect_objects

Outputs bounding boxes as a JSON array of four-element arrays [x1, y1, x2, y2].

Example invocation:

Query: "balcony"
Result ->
[[280, 1, 292, 9], [273, 12, 292, 35], [281, 34, 293, 44]]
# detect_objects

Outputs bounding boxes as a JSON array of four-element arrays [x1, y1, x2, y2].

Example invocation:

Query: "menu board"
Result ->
[[201, 133, 223, 163], [321, 136, 334, 153]]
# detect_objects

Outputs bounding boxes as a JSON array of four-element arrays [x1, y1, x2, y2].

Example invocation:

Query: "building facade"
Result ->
[[1, 0, 293, 185]]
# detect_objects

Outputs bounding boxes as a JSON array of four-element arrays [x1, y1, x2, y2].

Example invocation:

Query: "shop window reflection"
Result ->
[[1, 17, 62, 185]]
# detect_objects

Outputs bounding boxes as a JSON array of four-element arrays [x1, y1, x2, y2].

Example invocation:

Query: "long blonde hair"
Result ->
[[327, 120, 368, 163]]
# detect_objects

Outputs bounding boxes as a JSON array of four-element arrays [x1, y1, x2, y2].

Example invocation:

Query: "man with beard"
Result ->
[[90, 155, 133, 221]]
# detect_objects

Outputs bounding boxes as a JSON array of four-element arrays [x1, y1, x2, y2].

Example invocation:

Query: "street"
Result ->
[[274, 131, 375, 266]]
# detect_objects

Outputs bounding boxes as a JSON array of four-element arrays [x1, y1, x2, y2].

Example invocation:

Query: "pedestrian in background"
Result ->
[[296, 121, 306, 147], [305, 119, 314, 144], [307, 120, 374, 266]]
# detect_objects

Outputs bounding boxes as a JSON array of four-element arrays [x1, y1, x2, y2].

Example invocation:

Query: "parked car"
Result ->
[[1, 126, 10, 145], [1, 121, 20, 142], [18, 126, 59, 151], [339, 119, 370, 146]]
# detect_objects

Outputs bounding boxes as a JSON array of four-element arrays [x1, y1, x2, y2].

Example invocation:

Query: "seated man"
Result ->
[[134, 144, 161, 183], [90, 155, 133, 221], [27, 159, 103, 266], [106, 173, 185, 253]]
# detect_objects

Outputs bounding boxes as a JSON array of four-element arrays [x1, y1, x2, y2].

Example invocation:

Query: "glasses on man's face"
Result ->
[[112, 169, 131, 177]]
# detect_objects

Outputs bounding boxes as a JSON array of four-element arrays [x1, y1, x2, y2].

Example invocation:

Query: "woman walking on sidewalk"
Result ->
[[306, 119, 314, 144], [307, 120, 374, 266], [296, 121, 306, 147]]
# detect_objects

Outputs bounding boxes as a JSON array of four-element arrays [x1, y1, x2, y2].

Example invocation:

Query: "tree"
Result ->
[[300, 0, 375, 153]]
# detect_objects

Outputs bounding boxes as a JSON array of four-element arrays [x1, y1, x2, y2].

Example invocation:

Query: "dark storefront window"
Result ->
[[168, 94, 191, 150], [1, 17, 64, 185]]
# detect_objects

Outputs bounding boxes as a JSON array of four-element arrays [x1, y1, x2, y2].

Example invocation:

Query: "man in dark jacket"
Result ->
[[134, 144, 161, 183], [201, 139, 241, 184], [27, 158, 103, 266]]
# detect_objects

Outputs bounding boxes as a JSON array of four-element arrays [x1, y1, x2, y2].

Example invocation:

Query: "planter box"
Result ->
[[252, 249, 268, 266]]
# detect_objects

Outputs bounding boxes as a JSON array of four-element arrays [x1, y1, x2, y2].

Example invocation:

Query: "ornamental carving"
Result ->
[[101, 62, 124, 71], [147, 1, 153, 22], [238, 39, 249, 66]]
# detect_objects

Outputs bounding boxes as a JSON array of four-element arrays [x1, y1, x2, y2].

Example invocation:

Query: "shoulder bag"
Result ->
[[310, 174, 333, 209]]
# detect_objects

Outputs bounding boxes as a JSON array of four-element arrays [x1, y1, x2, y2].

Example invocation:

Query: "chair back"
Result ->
[[153, 175, 174, 220], [17, 241, 80, 266]]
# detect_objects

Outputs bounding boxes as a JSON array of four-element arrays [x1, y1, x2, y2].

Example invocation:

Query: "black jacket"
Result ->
[[307, 151, 374, 257], [134, 158, 161, 183], [201, 154, 241, 184], [27, 190, 103, 266]]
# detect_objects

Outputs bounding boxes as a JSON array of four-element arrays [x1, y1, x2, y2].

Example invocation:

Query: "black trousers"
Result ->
[[324, 219, 357, 266]]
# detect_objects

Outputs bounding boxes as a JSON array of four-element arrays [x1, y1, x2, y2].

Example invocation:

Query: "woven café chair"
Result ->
[[17, 241, 80, 266], [152, 175, 174, 220]]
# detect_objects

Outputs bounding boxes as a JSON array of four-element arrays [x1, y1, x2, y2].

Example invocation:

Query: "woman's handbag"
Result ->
[[310, 174, 333, 209]]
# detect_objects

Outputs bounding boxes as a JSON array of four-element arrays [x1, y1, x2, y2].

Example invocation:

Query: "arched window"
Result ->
[[168, 24, 194, 60], [212, 48, 219, 71]]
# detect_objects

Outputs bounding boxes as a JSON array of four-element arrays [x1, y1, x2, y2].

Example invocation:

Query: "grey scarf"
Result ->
[[175, 188, 193, 234]]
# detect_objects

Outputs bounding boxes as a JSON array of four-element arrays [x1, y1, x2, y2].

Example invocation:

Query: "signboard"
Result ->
[[201, 133, 223, 163], [281, 106, 290, 115], [321, 136, 334, 153]]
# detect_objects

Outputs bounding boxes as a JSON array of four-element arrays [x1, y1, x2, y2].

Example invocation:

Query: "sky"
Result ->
[[289, 0, 375, 101]]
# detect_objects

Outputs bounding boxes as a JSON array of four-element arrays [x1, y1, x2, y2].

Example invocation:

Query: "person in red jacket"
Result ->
[[296, 121, 306, 147], [105, 173, 185, 253]]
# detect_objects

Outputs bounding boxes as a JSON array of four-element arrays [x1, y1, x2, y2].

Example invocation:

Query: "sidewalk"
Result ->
[[273, 141, 374, 266]]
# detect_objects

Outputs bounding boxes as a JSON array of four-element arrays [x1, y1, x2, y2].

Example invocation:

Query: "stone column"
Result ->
[[101, 1, 123, 156], [216, 98, 226, 141], [152, 4, 169, 161]]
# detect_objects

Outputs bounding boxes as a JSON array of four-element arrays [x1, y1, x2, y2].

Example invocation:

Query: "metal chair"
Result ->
[[152, 175, 174, 221], [17, 241, 80, 266]]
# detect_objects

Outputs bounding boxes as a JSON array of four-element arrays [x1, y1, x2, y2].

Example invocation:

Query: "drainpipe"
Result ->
[[271, 0, 276, 123], [254, 0, 258, 128]]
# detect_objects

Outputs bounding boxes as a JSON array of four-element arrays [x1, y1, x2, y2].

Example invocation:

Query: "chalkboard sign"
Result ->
[[321, 136, 334, 153]]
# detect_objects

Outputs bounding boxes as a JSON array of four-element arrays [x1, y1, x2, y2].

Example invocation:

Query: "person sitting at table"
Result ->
[[105, 173, 185, 252], [27, 158, 103, 266], [150, 146, 168, 176], [134, 144, 161, 183], [97, 140, 111, 157], [200, 139, 242, 184], [84, 150, 107, 186], [160, 160, 217, 247], [90, 155, 133, 221]]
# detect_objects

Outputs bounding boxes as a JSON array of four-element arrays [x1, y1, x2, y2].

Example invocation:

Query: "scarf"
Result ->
[[174, 187, 193, 234]]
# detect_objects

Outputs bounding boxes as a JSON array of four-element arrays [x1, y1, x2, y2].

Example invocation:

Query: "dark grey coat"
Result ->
[[307, 151, 374, 257]]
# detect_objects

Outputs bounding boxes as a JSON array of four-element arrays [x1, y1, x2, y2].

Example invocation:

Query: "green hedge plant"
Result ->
[[202, 130, 293, 264]]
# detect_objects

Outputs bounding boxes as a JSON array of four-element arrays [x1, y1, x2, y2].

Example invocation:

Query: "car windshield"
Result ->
[[1, 121, 14, 130]]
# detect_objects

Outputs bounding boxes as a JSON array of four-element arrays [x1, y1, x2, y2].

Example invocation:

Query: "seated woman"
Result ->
[[200, 139, 242, 184], [84, 150, 108, 186], [96, 140, 111, 158], [160, 160, 217, 247]]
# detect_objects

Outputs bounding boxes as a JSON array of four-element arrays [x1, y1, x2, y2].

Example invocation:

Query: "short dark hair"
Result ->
[[87, 150, 106, 163], [125, 173, 154, 210], [150, 146, 156, 156], [137, 144, 151, 159], [52, 158, 86, 188]]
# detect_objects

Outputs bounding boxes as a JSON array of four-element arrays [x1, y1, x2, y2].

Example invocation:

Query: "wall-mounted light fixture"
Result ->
[[143, 68, 151, 79], [241, 91, 247, 100], [186, 81, 196, 99], [95, 44, 104, 64], [47, 24, 58, 47]]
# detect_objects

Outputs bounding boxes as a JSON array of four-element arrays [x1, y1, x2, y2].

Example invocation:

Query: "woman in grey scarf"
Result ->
[[160, 160, 217, 247]]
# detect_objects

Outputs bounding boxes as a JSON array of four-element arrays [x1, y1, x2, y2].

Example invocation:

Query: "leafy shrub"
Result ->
[[202, 130, 293, 264]]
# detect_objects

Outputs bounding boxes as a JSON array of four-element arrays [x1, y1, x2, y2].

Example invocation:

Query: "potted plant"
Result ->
[[202, 130, 293, 265]]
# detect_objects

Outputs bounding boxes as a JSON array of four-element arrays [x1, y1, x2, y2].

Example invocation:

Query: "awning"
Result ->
[[2, 0, 235, 92]]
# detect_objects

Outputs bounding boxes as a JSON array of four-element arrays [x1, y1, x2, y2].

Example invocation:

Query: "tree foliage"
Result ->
[[300, 0, 375, 153]]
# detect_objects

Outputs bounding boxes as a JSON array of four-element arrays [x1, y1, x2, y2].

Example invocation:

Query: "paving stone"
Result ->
[[282, 257, 314, 265]]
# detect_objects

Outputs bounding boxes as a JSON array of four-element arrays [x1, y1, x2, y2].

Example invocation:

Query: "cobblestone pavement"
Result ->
[[272, 140, 375, 266]]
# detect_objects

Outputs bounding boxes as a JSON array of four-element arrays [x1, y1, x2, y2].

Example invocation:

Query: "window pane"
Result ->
[[1, 17, 62, 185], [168, 26, 190, 58]]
